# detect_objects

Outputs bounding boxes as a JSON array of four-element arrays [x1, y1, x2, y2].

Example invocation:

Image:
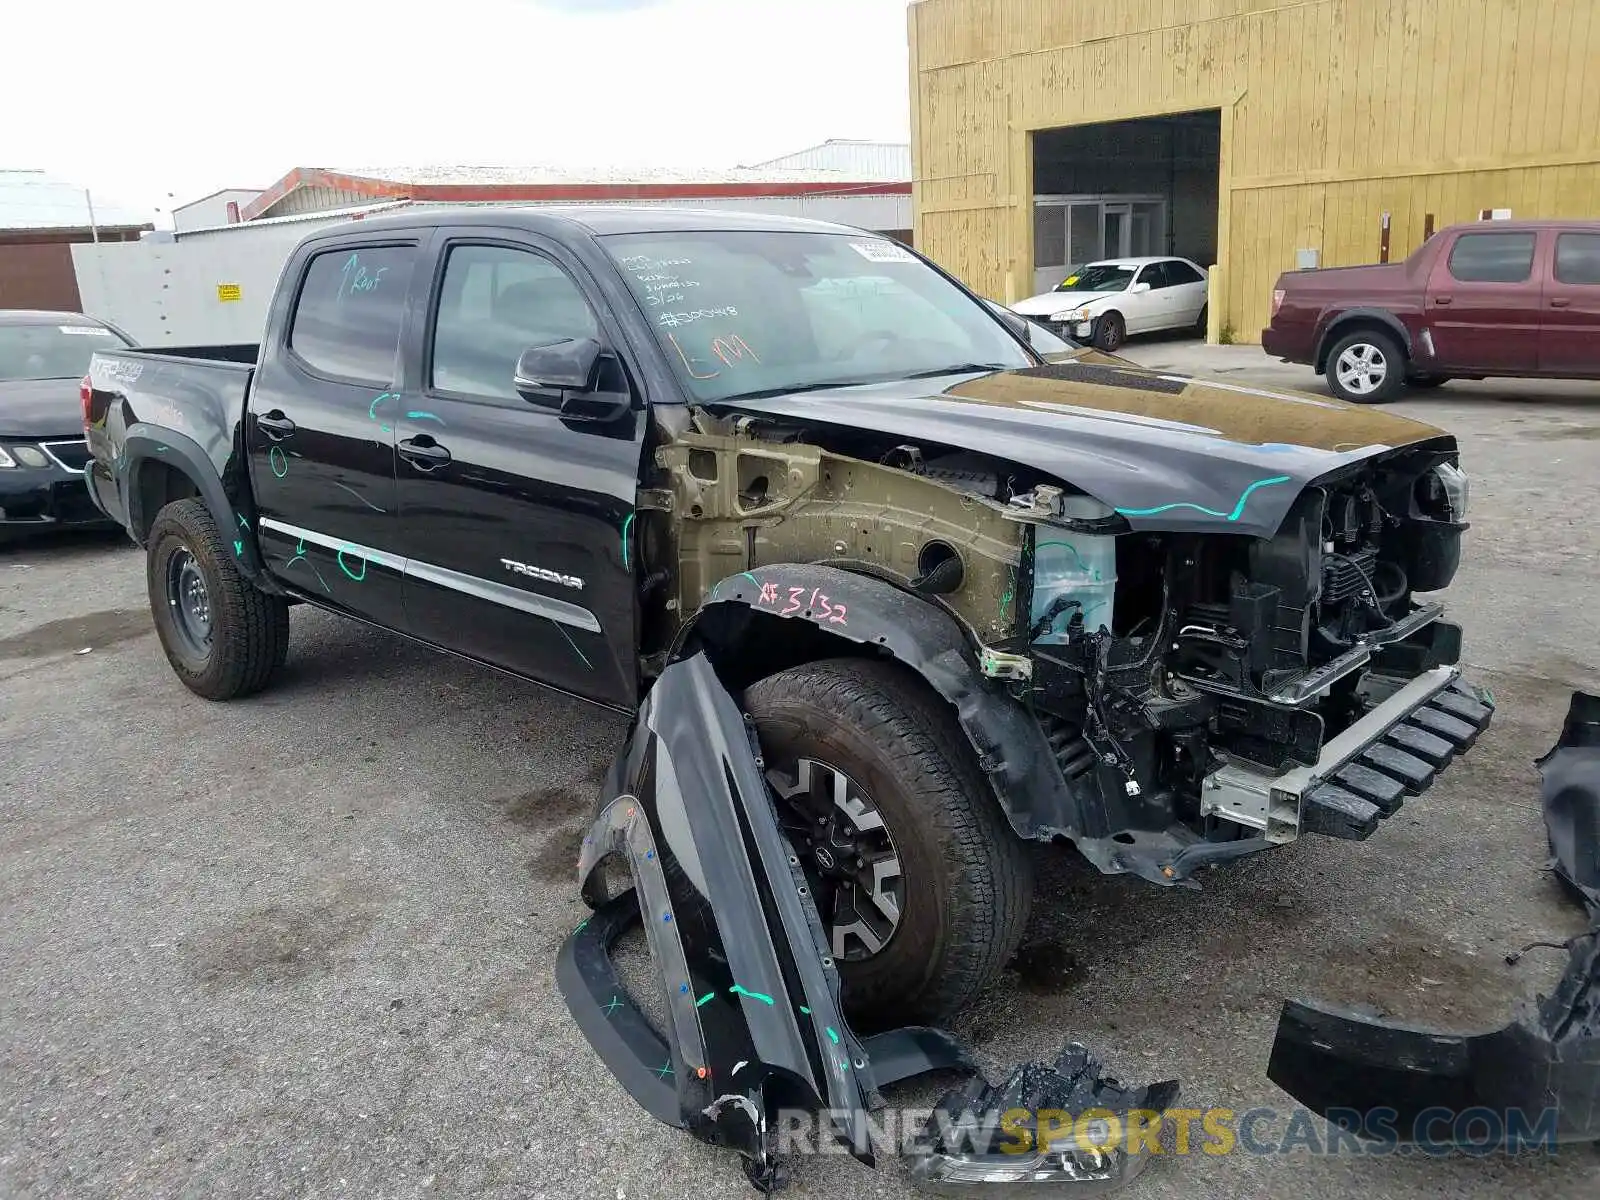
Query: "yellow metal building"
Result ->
[[909, 0, 1600, 342]]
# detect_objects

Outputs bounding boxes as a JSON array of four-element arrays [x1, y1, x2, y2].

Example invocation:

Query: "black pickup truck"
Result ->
[[84, 206, 1492, 1023]]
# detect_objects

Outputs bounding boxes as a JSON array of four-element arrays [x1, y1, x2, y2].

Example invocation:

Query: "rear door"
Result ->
[[247, 237, 422, 626], [1423, 229, 1541, 373], [1163, 259, 1210, 326], [1539, 231, 1600, 375], [389, 228, 646, 710]]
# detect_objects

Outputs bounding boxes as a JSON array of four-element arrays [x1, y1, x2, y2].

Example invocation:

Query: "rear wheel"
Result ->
[[147, 498, 289, 700], [1326, 328, 1406, 404], [744, 658, 1033, 1026], [1092, 311, 1126, 353]]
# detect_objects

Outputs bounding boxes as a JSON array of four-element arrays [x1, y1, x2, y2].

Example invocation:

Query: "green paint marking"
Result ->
[[378, 424, 391, 434], [826, 1026, 840, 1045], [695, 991, 716, 1008], [729, 985, 776, 1005], [798, 1006, 811, 1015], [1035, 540, 1092, 573], [574, 918, 590, 933], [602, 995, 623, 1016], [740, 571, 760, 587], [655, 1060, 674, 1079], [269, 446, 288, 478], [233, 540, 243, 557], [620, 511, 636, 570], [407, 410, 444, 424], [337, 549, 367, 581], [1115, 475, 1293, 522], [236, 513, 249, 530]]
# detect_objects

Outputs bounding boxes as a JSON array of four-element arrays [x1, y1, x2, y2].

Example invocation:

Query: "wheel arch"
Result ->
[[670, 563, 1079, 843], [1315, 310, 1412, 374], [124, 430, 268, 582]]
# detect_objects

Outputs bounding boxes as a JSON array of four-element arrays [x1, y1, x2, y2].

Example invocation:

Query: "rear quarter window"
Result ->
[[289, 245, 419, 383], [1446, 232, 1536, 283]]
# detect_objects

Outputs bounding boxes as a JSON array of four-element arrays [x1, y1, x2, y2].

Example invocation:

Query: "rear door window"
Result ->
[[288, 245, 419, 383], [1165, 260, 1205, 285], [1554, 233, 1600, 285], [1446, 232, 1537, 283]]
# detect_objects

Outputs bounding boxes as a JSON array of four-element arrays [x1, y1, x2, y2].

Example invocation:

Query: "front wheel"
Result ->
[[744, 658, 1033, 1026], [1092, 311, 1126, 352], [147, 498, 289, 700], [1326, 329, 1406, 404]]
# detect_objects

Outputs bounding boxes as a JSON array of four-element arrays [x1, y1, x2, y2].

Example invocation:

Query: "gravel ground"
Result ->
[[3, 353, 1599, 1199]]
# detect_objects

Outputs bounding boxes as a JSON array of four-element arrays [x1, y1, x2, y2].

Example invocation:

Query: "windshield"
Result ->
[[601, 231, 1034, 402], [1054, 264, 1135, 293], [0, 322, 128, 382]]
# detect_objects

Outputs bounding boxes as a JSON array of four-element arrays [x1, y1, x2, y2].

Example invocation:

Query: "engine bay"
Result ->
[[644, 405, 1473, 867]]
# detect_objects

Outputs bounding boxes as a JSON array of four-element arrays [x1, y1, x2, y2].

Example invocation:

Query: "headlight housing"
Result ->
[[0, 444, 53, 469], [1431, 462, 1469, 522]]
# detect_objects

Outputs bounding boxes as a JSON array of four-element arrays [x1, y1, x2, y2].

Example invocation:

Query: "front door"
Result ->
[[1423, 228, 1542, 374], [1540, 231, 1600, 374], [1103, 205, 1131, 259], [390, 231, 646, 710], [247, 238, 422, 627]]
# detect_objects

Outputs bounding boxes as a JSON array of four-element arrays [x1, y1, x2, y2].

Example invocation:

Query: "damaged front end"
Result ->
[[645, 391, 1494, 890], [1268, 690, 1600, 1144], [559, 652, 1177, 1191]]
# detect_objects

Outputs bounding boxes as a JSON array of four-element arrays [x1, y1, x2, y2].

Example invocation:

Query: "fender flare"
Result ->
[[123, 426, 268, 582], [1315, 308, 1413, 372], [672, 563, 1081, 844]]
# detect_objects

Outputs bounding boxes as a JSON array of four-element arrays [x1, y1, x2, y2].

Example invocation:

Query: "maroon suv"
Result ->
[[1262, 219, 1600, 403]]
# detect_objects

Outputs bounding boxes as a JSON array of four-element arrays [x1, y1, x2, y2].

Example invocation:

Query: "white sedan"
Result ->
[[1011, 256, 1210, 352]]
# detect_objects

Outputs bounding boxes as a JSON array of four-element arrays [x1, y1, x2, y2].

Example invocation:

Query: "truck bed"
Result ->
[[83, 345, 260, 540]]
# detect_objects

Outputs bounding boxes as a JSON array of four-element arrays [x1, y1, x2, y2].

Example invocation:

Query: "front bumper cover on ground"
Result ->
[[557, 652, 1178, 1191], [1267, 689, 1600, 1144]]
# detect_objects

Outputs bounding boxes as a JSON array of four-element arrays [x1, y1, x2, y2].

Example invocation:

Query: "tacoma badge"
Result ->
[[501, 558, 585, 591]]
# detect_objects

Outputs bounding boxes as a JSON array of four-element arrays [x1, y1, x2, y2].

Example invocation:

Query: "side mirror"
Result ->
[[1130, 281, 1152, 294], [514, 338, 631, 422]]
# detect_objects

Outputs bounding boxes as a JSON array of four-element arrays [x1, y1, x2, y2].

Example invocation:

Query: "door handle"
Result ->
[[1432, 296, 1453, 306], [398, 437, 452, 471], [257, 411, 296, 439], [1550, 297, 1572, 308]]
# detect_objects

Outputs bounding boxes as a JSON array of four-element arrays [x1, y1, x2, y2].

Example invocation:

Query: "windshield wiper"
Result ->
[[712, 379, 880, 403], [899, 363, 1010, 380]]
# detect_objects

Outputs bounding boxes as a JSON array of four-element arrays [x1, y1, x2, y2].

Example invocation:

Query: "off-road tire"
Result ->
[[147, 498, 289, 700], [1325, 328, 1406, 404], [1092, 312, 1126, 353], [744, 658, 1033, 1026]]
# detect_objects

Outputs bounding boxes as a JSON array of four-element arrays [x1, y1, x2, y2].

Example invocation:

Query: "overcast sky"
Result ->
[[3, 0, 912, 221]]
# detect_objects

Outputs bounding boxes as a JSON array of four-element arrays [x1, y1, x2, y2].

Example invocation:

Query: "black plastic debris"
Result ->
[[908, 1042, 1180, 1194], [559, 652, 1177, 1193], [1537, 690, 1600, 919], [1267, 689, 1600, 1145], [558, 652, 974, 1191]]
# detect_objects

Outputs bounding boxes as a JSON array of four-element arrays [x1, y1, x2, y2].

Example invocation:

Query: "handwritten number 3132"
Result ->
[[778, 586, 847, 626]]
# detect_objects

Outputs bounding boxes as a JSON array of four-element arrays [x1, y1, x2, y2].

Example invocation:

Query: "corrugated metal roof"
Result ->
[[322, 162, 896, 186], [743, 141, 912, 181], [0, 169, 154, 231], [175, 199, 414, 237]]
